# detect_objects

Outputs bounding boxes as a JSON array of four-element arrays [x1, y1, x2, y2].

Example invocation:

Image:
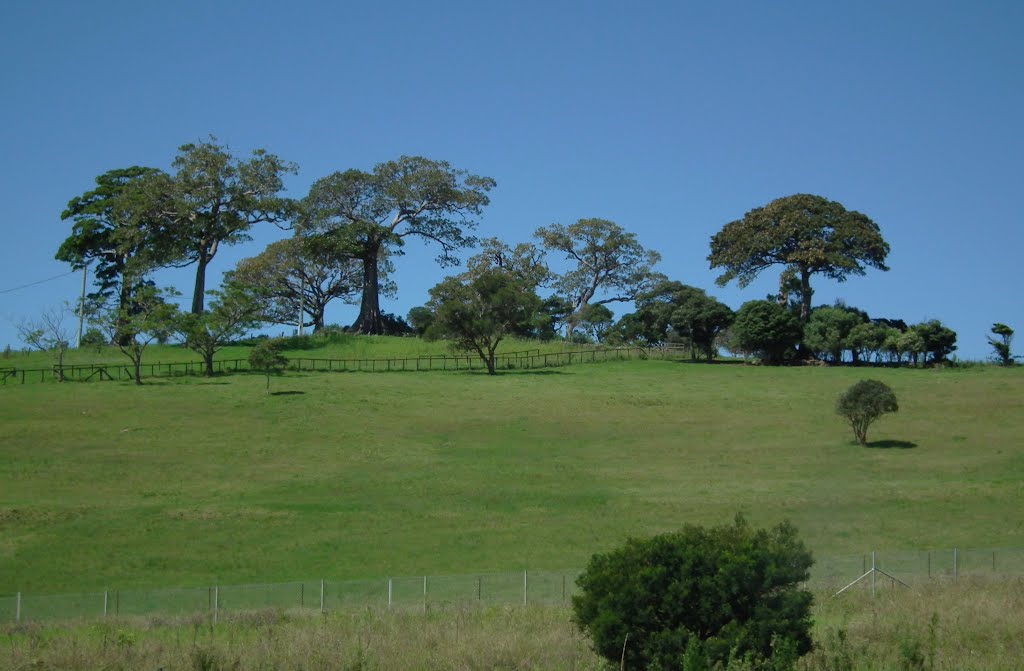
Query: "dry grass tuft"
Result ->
[[6, 581, 1024, 670]]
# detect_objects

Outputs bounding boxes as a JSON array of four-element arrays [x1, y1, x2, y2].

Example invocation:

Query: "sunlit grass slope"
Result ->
[[1, 355, 1022, 595]]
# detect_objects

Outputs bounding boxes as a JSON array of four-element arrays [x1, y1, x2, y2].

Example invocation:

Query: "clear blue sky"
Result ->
[[1, 1, 1021, 359]]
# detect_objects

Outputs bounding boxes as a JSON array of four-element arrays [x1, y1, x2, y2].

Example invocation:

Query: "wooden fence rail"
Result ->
[[0, 346, 689, 385]]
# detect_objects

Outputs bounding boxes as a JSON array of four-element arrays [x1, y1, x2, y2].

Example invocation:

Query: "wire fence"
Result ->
[[0, 571, 581, 623], [4, 548, 1024, 623], [0, 345, 688, 384]]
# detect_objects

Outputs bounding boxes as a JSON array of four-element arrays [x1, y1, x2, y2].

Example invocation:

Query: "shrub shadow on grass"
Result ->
[[271, 390, 305, 396], [865, 439, 917, 449]]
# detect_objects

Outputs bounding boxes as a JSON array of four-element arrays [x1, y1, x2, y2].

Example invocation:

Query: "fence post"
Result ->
[[423, 576, 427, 613], [871, 552, 876, 597], [15, 592, 19, 622], [387, 578, 392, 610], [320, 580, 324, 613], [103, 590, 108, 617], [214, 586, 219, 623], [477, 576, 481, 601]]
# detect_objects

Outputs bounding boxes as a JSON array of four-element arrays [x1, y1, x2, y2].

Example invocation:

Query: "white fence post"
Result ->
[[871, 552, 876, 597], [103, 590, 108, 617], [387, 578, 392, 610], [213, 586, 219, 623]]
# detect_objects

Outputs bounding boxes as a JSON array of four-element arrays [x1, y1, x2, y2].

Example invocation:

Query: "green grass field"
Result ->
[[2, 338, 1022, 599]]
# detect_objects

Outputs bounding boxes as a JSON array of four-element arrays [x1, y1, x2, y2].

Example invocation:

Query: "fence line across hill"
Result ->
[[4, 547, 1024, 623], [0, 345, 689, 385]]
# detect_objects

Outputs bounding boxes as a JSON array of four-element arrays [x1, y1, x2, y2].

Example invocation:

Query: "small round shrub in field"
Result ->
[[572, 516, 813, 671], [836, 379, 898, 444], [248, 339, 289, 393]]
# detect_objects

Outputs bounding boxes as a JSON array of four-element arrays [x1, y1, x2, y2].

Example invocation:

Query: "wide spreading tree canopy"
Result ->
[[536, 218, 663, 337], [425, 270, 541, 374], [708, 194, 889, 322], [228, 234, 374, 332], [166, 138, 298, 314], [301, 156, 495, 335]]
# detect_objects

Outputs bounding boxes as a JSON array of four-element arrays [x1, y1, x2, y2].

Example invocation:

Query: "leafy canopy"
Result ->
[[633, 280, 734, 358], [248, 339, 290, 394], [802, 305, 866, 364], [836, 379, 899, 444], [730, 300, 803, 365], [573, 516, 814, 671], [175, 285, 264, 376], [426, 270, 541, 375], [910, 319, 957, 364], [56, 166, 176, 339], [709, 194, 889, 321], [301, 156, 495, 334], [100, 285, 180, 385], [988, 323, 1015, 366], [229, 234, 371, 332], [536, 218, 663, 333], [166, 137, 298, 313]]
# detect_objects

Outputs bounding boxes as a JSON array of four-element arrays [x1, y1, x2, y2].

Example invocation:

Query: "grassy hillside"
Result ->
[[2, 350, 1022, 596]]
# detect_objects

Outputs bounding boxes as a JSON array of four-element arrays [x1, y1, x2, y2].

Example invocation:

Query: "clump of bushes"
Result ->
[[572, 516, 813, 670]]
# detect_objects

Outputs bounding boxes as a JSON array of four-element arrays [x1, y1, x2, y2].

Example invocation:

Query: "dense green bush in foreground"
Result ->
[[573, 517, 813, 670]]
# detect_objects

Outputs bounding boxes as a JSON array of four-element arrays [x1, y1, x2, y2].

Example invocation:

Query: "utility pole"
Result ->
[[298, 275, 305, 336]]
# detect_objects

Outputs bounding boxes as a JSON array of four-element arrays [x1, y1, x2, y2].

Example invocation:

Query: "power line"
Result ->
[[0, 270, 78, 295]]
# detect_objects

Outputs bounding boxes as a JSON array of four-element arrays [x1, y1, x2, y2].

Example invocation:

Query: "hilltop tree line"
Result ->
[[47, 139, 1013, 377]]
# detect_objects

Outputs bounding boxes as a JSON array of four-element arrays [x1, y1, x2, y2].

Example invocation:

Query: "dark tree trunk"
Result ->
[[351, 243, 384, 335], [191, 252, 209, 314], [115, 278, 133, 347], [480, 343, 498, 375], [799, 267, 812, 323], [312, 306, 325, 332], [203, 351, 215, 377]]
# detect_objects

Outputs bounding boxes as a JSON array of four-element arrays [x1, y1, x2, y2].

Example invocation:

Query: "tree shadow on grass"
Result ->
[[469, 369, 565, 376], [865, 439, 917, 449], [271, 390, 305, 396]]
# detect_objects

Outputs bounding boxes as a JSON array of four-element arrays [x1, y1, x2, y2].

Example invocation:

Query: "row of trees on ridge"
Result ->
[[45, 139, 1008, 377]]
